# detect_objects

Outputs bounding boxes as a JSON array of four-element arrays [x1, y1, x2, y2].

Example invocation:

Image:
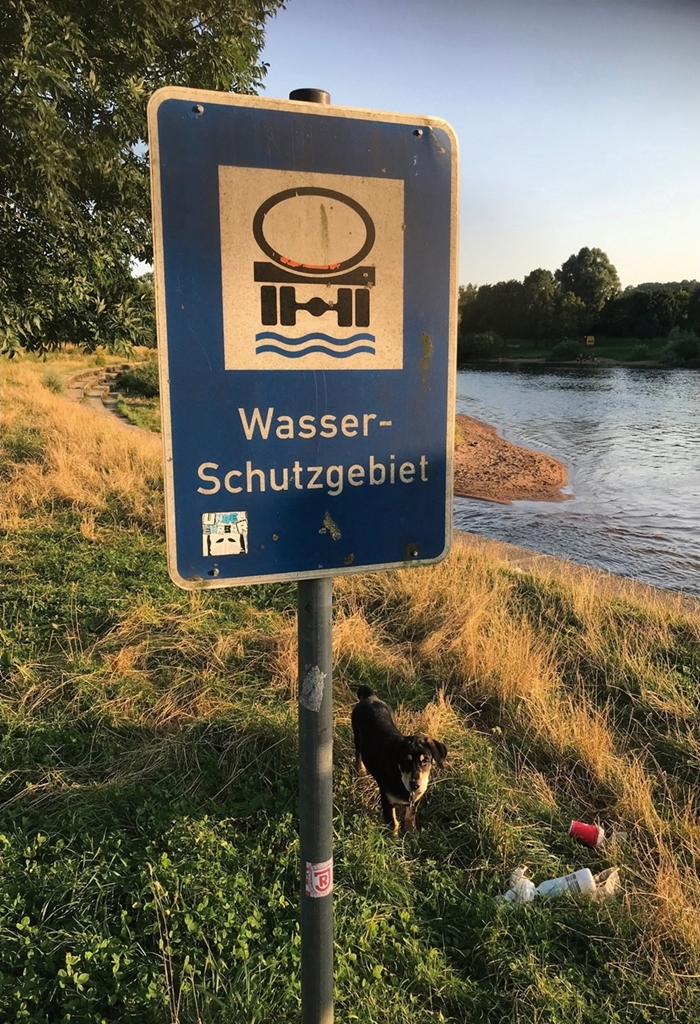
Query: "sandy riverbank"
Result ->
[[453, 413, 569, 504]]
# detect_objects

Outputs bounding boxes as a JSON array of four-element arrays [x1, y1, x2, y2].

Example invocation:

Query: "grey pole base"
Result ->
[[298, 576, 333, 1024]]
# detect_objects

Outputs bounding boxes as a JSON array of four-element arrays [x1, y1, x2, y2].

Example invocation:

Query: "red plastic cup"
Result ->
[[569, 820, 605, 848]]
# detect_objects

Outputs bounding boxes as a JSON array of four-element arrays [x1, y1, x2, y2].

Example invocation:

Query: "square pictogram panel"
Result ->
[[219, 168, 404, 371]]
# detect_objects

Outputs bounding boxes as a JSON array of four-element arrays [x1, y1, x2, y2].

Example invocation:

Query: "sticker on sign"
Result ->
[[201, 511, 248, 556]]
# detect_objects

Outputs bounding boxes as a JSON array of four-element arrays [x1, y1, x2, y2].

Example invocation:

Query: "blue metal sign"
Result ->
[[148, 88, 458, 588]]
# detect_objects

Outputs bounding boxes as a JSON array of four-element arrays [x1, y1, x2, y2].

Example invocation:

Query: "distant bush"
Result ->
[[661, 329, 700, 367], [457, 331, 503, 361], [115, 360, 159, 397], [547, 339, 583, 362], [629, 344, 650, 361]]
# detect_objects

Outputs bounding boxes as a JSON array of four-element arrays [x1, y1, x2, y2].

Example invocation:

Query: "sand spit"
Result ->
[[454, 413, 569, 504]]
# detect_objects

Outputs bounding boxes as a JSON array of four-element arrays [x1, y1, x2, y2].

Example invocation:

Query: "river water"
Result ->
[[454, 366, 700, 598]]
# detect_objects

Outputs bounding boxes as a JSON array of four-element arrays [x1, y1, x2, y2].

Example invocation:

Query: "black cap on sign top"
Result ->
[[289, 88, 331, 104]]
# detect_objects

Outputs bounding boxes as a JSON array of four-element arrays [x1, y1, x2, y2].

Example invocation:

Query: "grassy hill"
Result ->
[[1, 351, 700, 1023]]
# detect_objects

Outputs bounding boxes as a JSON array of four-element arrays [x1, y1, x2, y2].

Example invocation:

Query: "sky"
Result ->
[[260, 0, 700, 289]]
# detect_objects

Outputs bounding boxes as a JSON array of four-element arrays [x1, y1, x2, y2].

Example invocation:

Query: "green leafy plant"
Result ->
[[547, 338, 584, 361], [457, 330, 504, 362], [0, 0, 284, 355], [662, 328, 700, 367], [115, 361, 160, 398]]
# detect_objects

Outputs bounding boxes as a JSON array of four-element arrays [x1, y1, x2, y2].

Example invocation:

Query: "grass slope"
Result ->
[[1, 353, 700, 1023]]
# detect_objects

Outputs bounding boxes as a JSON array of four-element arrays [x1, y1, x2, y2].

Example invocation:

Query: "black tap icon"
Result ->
[[252, 186, 376, 330]]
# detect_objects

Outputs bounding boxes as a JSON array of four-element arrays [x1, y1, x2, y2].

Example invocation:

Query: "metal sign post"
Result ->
[[291, 88, 334, 1024], [147, 84, 458, 1024], [298, 575, 333, 1024]]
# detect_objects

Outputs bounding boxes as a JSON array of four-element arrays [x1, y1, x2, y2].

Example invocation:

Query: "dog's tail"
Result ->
[[356, 685, 374, 700]]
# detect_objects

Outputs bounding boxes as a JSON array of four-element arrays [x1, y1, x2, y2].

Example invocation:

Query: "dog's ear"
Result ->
[[427, 738, 447, 768]]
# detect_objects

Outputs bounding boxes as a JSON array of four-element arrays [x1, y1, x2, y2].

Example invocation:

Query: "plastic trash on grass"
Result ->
[[591, 866, 621, 901], [569, 820, 605, 848], [499, 865, 620, 904]]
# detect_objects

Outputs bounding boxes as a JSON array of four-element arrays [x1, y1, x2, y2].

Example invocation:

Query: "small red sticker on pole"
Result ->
[[305, 858, 333, 898]]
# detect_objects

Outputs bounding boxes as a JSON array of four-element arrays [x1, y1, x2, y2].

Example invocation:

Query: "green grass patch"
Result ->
[[0, 507, 698, 1021], [501, 336, 669, 363], [116, 360, 160, 398], [117, 395, 161, 433]]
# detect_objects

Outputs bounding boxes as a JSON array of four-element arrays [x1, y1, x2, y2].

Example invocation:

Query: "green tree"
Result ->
[[459, 280, 525, 340], [595, 288, 692, 338], [521, 268, 559, 341], [457, 330, 503, 363], [0, 0, 283, 355], [687, 285, 700, 335], [662, 327, 700, 367], [555, 246, 621, 314], [458, 283, 478, 323], [554, 289, 589, 338]]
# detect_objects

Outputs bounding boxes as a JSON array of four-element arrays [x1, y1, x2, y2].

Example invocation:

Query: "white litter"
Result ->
[[499, 865, 620, 904]]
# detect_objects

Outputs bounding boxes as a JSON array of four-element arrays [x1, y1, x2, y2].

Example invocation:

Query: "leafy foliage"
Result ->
[[630, 279, 699, 293], [0, 0, 284, 356], [596, 284, 700, 339], [547, 338, 585, 362], [459, 257, 600, 345], [554, 246, 621, 313], [661, 328, 700, 367], [116, 358, 160, 398], [458, 249, 700, 356], [457, 330, 503, 362]]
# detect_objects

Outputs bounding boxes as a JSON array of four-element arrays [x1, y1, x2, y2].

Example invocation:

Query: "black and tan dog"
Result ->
[[351, 686, 447, 833]]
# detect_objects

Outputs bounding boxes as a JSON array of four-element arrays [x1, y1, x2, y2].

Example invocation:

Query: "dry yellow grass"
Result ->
[[1, 353, 163, 530]]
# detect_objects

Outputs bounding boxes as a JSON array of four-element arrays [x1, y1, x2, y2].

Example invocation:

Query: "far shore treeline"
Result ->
[[459, 248, 700, 366]]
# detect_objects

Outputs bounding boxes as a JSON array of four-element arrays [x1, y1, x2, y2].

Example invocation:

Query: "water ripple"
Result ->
[[455, 366, 700, 597]]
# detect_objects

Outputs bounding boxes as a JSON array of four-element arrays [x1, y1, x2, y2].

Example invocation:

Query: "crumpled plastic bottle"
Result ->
[[500, 866, 597, 903], [535, 867, 596, 896]]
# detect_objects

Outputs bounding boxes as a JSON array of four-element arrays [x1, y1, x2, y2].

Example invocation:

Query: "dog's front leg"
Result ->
[[380, 792, 400, 834], [352, 721, 367, 776], [404, 801, 418, 833]]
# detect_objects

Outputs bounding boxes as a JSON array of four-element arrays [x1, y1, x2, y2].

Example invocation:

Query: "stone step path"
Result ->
[[64, 365, 155, 434]]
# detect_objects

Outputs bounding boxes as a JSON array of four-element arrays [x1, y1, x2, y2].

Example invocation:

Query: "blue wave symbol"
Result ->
[[255, 331, 375, 347], [256, 344, 376, 359], [255, 331, 376, 360]]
